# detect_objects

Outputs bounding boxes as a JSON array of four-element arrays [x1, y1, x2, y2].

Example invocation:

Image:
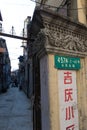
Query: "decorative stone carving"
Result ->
[[40, 28, 87, 52], [29, 30, 46, 55]]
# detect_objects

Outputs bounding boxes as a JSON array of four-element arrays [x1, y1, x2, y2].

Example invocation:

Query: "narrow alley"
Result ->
[[0, 87, 33, 130]]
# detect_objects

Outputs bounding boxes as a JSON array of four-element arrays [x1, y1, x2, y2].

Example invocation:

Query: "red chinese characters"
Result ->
[[65, 106, 74, 120], [66, 124, 75, 130], [63, 71, 75, 129], [65, 88, 73, 102], [64, 71, 72, 84]]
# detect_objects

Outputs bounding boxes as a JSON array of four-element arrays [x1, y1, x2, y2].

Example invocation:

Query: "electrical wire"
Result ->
[[30, 0, 87, 10]]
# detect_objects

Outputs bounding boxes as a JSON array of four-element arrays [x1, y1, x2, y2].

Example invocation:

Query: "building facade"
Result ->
[[36, 0, 87, 24], [22, 0, 87, 130], [20, 16, 32, 96], [0, 38, 11, 92]]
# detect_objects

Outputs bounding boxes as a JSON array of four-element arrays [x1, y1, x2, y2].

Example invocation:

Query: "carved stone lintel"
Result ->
[[30, 27, 87, 57], [29, 7, 87, 57], [40, 28, 87, 53]]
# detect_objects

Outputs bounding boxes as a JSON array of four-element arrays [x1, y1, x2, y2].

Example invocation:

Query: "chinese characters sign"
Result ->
[[58, 70, 79, 130], [54, 55, 80, 70]]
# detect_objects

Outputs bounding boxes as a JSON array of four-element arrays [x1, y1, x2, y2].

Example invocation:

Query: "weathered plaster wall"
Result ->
[[47, 54, 59, 130], [77, 57, 87, 130], [40, 54, 59, 130], [77, 0, 87, 24], [40, 55, 50, 130]]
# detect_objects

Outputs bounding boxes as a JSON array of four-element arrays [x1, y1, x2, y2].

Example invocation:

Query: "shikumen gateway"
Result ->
[[27, 7, 87, 130]]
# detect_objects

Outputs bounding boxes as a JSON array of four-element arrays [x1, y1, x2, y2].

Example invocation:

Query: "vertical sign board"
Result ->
[[54, 56, 80, 130], [58, 70, 79, 130]]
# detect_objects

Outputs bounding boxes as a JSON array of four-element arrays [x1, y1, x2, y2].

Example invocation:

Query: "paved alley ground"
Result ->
[[0, 87, 33, 130]]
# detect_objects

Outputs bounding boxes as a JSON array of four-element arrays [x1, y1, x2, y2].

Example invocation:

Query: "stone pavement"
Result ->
[[0, 87, 33, 130]]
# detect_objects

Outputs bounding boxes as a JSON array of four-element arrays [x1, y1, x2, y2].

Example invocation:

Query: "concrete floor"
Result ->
[[0, 87, 33, 130]]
